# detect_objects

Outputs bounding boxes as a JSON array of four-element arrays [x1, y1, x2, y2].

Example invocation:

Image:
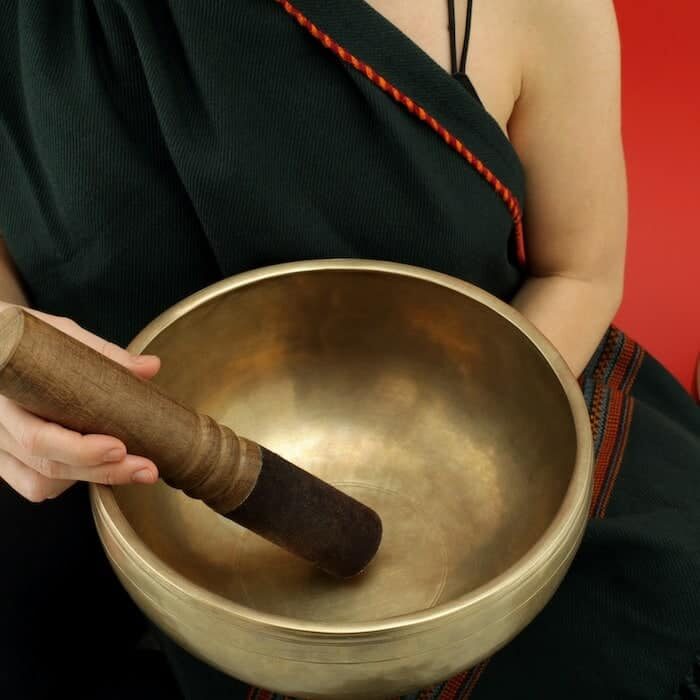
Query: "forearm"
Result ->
[[0, 234, 29, 306], [512, 274, 622, 378]]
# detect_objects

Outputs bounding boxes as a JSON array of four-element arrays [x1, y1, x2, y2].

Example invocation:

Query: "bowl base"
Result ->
[[231, 480, 450, 621]]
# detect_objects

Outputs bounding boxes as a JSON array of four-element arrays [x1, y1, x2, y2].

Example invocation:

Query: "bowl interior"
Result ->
[[114, 269, 577, 624]]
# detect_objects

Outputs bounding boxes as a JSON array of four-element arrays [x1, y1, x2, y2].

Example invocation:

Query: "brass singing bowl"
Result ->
[[90, 259, 593, 699]]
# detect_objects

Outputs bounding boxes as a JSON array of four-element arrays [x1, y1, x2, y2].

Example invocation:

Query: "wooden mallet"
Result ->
[[0, 307, 383, 578]]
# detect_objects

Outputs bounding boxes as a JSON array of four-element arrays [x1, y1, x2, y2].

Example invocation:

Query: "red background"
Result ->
[[612, 0, 699, 395]]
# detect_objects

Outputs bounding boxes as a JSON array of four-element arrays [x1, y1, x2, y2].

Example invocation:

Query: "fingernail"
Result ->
[[132, 354, 156, 365], [104, 447, 125, 462], [131, 468, 156, 484]]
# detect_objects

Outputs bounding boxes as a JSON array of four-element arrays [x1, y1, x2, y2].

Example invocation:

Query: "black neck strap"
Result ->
[[447, 0, 474, 83]]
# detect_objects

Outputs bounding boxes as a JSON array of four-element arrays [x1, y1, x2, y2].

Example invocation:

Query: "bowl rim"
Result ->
[[91, 258, 594, 636]]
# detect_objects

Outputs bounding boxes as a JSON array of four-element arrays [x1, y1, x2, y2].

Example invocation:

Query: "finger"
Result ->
[[20, 452, 158, 485], [0, 397, 127, 466], [0, 450, 73, 502], [18, 307, 161, 378], [124, 354, 161, 379], [0, 402, 159, 483]]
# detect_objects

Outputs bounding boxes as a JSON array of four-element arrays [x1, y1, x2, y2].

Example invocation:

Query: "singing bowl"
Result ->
[[90, 259, 593, 699]]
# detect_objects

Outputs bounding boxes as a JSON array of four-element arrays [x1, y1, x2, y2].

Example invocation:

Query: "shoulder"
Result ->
[[473, 0, 621, 118], [517, 0, 621, 81], [493, 0, 623, 128], [520, 0, 618, 28]]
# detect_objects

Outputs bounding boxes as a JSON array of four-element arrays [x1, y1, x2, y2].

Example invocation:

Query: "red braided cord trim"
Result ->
[[275, 0, 526, 266]]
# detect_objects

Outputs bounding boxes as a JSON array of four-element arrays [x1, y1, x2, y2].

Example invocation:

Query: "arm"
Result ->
[[508, 0, 627, 377]]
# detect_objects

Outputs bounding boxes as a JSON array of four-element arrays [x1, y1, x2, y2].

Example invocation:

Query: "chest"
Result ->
[[361, 0, 520, 136]]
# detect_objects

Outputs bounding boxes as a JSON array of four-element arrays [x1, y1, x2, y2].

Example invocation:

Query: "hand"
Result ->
[[0, 304, 161, 502]]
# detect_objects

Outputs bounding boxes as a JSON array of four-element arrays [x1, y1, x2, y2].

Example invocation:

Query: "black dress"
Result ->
[[0, 2, 698, 698]]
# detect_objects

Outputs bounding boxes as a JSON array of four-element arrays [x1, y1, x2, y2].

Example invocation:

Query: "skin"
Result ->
[[0, 0, 630, 500], [366, 0, 627, 377]]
